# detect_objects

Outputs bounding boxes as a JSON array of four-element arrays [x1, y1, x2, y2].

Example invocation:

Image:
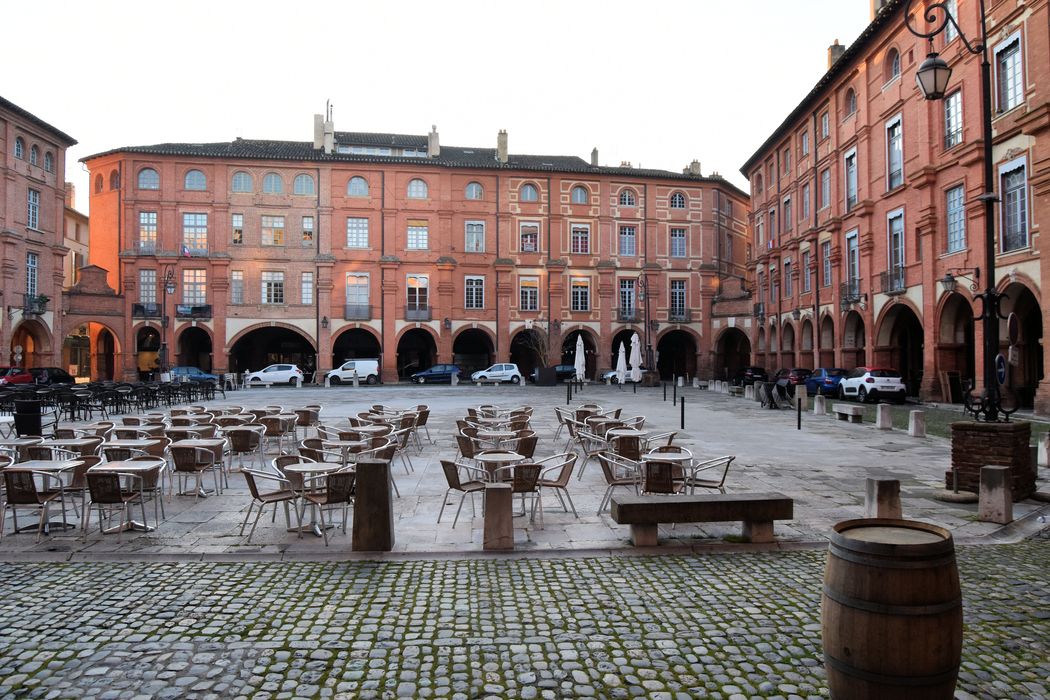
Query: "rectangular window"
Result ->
[[888, 210, 905, 283], [944, 0, 958, 43], [784, 260, 793, 298], [182, 213, 208, 254], [769, 267, 777, 302], [784, 148, 791, 172], [802, 183, 811, 220], [783, 198, 793, 231], [465, 221, 485, 253], [465, 276, 484, 309], [944, 91, 963, 148], [670, 228, 687, 257], [946, 186, 966, 253], [519, 277, 539, 311], [230, 270, 243, 304], [26, 252, 38, 296], [1000, 159, 1028, 252], [820, 112, 829, 139], [571, 278, 590, 311], [670, 280, 686, 318], [140, 211, 158, 251], [768, 209, 776, 240], [801, 131, 810, 156], [407, 221, 428, 250], [139, 269, 157, 304], [346, 217, 369, 248], [618, 225, 637, 256], [26, 189, 40, 230], [262, 271, 285, 304], [844, 150, 858, 211], [820, 168, 831, 210], [182, 269, 206, 305], [231, 213, 243, 245], [302, 216, 314, 243], [261, 215, 285, 246], [886, 116, 903, 189], [996, 36, 1022, 112], [822, 241, 832, 287], [846, 232, 860, 284], [519, 222, 539, 252], [301, 272, 314, 305], [618, 279, 636, 316], [407, 275, 429, 309], [571, 224, 590, 254], [756, 216, 765, 246], [802, 251, 812, 293], [346, 273, 370, 307]]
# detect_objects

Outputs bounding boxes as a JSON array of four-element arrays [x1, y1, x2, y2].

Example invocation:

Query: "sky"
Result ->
[[5, 0, 872, 213]]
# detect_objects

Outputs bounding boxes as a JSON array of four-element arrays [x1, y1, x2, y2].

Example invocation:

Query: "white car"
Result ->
[[838, 367, 907, 403], [245, 363, 304, 386], [600, 367, 647, 384], [470, 363, 523, 384], [326, 359, 380, 385]]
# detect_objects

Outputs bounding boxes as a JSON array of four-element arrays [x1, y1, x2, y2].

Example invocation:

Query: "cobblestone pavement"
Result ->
[[1, 537, 1047, 699]]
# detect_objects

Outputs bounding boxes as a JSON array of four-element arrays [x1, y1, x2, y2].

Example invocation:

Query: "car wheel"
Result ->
[[288, 378, 297, 386], [858, 387, 868, 402], [417, 376, 426, 384], [839, 386, 847, 400], [365, 375, 377, 385], [331, 376, 342, 386], [511, 375, 520, 384]]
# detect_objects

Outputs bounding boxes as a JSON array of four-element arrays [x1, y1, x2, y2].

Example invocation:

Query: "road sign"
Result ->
[[995, 353, 1008, 386], [1007, 313, 1020, 346]]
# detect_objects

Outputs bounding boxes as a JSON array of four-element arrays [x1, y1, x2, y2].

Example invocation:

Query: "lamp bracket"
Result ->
[[904, 0, 982, 55]]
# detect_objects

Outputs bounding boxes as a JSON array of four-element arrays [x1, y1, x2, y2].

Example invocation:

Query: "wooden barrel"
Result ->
[[822, 518, 963, 700]]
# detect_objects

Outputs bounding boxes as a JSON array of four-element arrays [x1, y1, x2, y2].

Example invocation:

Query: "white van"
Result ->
[[326, 359, 380, 385]]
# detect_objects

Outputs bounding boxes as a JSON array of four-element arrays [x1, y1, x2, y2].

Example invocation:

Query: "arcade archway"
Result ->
[[781, 323, 796, 369], [800, 319, 814, 368], [656, 329, 697, 380], [332, 328, 381, 367], [229, 326, 315, 377], [396, 328, 436, 378], [561, 329, 597, 379], [510, 329, 546, 379], [1001, 282, 1043, 409], [10, 320, 50, 367], [136, 327, 161, 380], [177, 326, 212, 372], [819, 316, 835, 367], [842, 311, 866, 368], [714, 327, 751, 381], [96, 328, 117, 380], [452, 328, 494, 376], [937, 293, 975, 402], [875, 304, 923, 396], [610, 328, 637, 369]]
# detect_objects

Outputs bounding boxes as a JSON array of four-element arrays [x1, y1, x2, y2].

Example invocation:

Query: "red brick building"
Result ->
[[84, 119, 751, 383], [741, 0, 1049, 411]]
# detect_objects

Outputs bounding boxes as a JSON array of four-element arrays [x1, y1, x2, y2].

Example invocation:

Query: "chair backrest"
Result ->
[[439, 459, 465, 490], [26, 446, 58, 461], [228, 428, 262, 452], [541, 453, 577, 486], [69, 456, 102, 489], [53, 428, 76, 439], [511, 463, 541, 493], [643, 461, 678, 494], [86, 471, 127, 505], [273, 454, 301, 470], [611, 435, 641, 462], [302, 437, 324, 451], [326, 470, 355, 504], [455, 434, 476, 459], [103, 446, 141, 462], [169, 417, 193, 426], [461, 426, 479, 440], [3, 470, 42, 504], [515, 435, 538, 459], [170, 446, 211, 472], [295, 408, 319, 427]]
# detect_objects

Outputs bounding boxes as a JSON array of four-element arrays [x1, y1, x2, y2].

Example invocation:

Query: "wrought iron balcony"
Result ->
[[669, 308, 691, 323], [753, 302, 765, 319], [840, 279, 864, 305], [137, 241, 157, 255], [405, 306, 431, 322], [23, 294, 48, 316], [616, 307, 638, 322], [132, 302, 162, 318], [175, 304, 212, 319], [344, 304, 372, 321], [879, 268, 906, 295]]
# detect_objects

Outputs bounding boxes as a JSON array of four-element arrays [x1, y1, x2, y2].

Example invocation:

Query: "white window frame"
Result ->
[[519, 184, 539, 202], [138, 168, 160, 190], [347, 176, 369, 197], [820, 112, 829, 139], [782, 197, 792, 231], [994, 31, 1023, 113], [261, 215, 285, 246], [140, 269, 158, 304], [182, 269, 206, 305], [821, 241, 832, 287], [262, 173, 283, 194], [571, 186, 589, 205], [944, 90, 963, 149], [845, 229, 860, 284], [844, 148, 858, 211], [819, 168, 831, 210], [802, 183, 811, 220], [945, 185, 966, 253], [618, 225, 637, 257], [887, 207, 905, 274], [27, 188, 40, 230], [570, 277, 590, 311], [346, 217, 369, 248], [885, 113, 904, 190], [998, 155, 1029, 253], [802, 251, 812, 293], [464, 221, 485, 253], [346, 273, 370, 306], [407, 178, 428, 199], [783, 258, 793, 298], [519, 222, 540, 253], [302, 215, 314, 243], [293, 174, 315, 196], [943, 0, 958, 44], [465, 181, 484, 200], [800, 131, 810, 156], [184, 170, 206, 191], [26, 252, 39, 297], [669, 191, 686, 209], [140, 211, 158, 250], [570, 224, 590, 255], [407, 222, 429, 250], [182, 213, 208, 254], [519, 277, 539, 311], [618, 189, 636, 207], [262, 271, 285, 305], [230, 270, 243, 305], [618, 278, 636, 315], [232, 171, 252, 193], [407, 274, 429, 309], [464, 276, 485, 310], [301, 272, 314, 305], [670, 228, 687, 258], [669, 279, 686, 317]]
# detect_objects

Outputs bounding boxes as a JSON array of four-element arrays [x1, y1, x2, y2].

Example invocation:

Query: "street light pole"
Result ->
[[906, 0, 1008, 421], [160, 266, 177, 375], [637, 276, 654, 370]]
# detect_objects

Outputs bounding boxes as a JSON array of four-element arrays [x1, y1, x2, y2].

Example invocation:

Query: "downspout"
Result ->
[[811, 111, 821, 365], [495, 173, 501, 359]]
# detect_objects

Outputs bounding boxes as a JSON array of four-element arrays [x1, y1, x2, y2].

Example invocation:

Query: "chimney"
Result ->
[[323, 115, 334, 155], [497, 129, 508, 164], [870, 0, 891, 19], [620, 161, 632, 168], [64, 182, 75, 209], [590, 147, 599, 166], [427, 124, 440, 158], [688, 159, 702, 176], [313, 114, 324, 150], [828, 39, 846, 69]]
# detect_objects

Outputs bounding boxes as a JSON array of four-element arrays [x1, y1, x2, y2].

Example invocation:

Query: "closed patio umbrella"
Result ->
[[629, 333, 643, 383], [615, 342, 627, 385], [574, 334, 586, 381]]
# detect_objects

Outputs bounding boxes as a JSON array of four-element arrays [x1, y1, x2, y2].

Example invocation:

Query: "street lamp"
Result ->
[[160, 266, 177, 375], [636, 276, 655, 371], [906, 0, 1008, 421]]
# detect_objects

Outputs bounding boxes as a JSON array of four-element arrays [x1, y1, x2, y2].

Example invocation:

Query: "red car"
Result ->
[[0, 368, 33, 385]]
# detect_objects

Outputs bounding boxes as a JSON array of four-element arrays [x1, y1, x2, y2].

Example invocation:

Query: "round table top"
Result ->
[[89, 459, 165, 473], [40, 438, 99, 447], [351, 424, 389, 433], [322, 439, 366, 448], [474, 416, 512, 426], [475, 451, 524, 465], [9, 459, 80, 472], [104, 439, 161, 448], [607, 428, 645, 438], [171, 438, 226, 448], [478, 430, 516, 439], [283, 462, 343, 475], [642, 451, 693, 462]]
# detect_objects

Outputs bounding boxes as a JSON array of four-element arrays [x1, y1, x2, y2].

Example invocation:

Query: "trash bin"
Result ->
[[14, 399, 42, 437]]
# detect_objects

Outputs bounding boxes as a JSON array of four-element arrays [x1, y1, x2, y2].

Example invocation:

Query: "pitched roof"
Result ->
[[739, 0, 905, 175], [0, 95, 77, 146]]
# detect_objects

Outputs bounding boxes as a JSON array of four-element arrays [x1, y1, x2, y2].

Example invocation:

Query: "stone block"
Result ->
[[352, 460, 394, 551], [864, 478, 902, 519], [692, 377, 699, 388], [978, 465, 1013, 524], [451, 373, 458, 386], [741, 520, 774, 543], [483, 484, 514, 551], [795, 385, 808, 412], [352, 372, 359, 388], [295, 377, 303, 388], [908, 410, 926, 437], [324, 375, 331, 388], [813, 395, 826, 415], [677, 376, 684, 388], [744, 385, 755, 400], [875, 403, 893, 430]]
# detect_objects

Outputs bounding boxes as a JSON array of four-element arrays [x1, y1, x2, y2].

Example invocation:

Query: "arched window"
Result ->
[[263, 173, 283, 194], [670, 192, 687, 209], [137, 168, 160, 190], [519, 183, 539, 202], [887, 49, 901, 81], [293, 174, 315, 195], [465, 181, 484, 200], [619, 189, 637, 206], [43, 152, 54, 173], [347, 176, 369, 197], [184, 169, 206, 190], [570, 185, 589, 204], [29, 145, 39, 166], [109, 170, 120, 190], [231, 171, 252, 192], [407, 178, 428, 199], [14, 137, 24, 159], [94, 174, 104, 193], [845, 88, 857, 115]]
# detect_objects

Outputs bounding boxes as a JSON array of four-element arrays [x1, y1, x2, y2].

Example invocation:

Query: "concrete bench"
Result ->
[[246, 381, 274, 389], [832, 403, 864, 423], [610, 492, 793, 545], [728, 386, 744, 396]]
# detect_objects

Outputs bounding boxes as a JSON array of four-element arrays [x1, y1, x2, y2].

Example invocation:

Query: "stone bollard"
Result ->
[[677, 376, 684, 388], [692, 377, 699, 388], [324, 375, 331, 388], [352, 460, 395, 551], [744, 385, 755, 400], [295, 376, 303, 388], [813, 394, 826, 415], [483, 483, 514, 551], [978, 465, 1013, 524], [795, 385, 808, 412], [864, 478, 902, 519], [875, 403, 893, 430], [352, 371, 359, 388], [451, 373, 458, 386], [908, 410, 926, 437], [723, 382, 730, 395], [606, 376, 611, 386]]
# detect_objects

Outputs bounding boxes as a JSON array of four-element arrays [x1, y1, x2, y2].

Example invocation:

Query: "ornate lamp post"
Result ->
[[636, 276, 656, 370], [906, 0, 1009, 421], [160, 266, 177, 374]]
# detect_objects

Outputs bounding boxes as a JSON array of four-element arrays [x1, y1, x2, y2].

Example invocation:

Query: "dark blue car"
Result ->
[[411, 364, 462, 384], [804, 367, 849, 396], [170, 366, 219, 383]]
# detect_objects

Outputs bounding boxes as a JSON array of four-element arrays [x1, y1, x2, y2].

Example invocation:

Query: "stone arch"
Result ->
[[781, 321, 796, 368], [134, 325, 161, 380], [177, 325, 213, 372], [714, 327, 751, 381], [610, 327, 639, 369], [841, 310, 866, 368], [560, 328, 599, 379], [819, 314, 836, 367], [10, 319, 53, 367], [396, 326, 438, 378], [228, 323, 317, 376], [656, 328, 698, 380], [873, 302, 924, 396], [800, 318, 814, 353], [510, 328, 547, 380], [1000, 280, 1043, 409], [452, 327, 495, 375], [935, 292, 976, 402], [332, 326, 382, 368]]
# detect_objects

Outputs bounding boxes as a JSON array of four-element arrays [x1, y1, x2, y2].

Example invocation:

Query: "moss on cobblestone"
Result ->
[[0, 539, 1047, 698]]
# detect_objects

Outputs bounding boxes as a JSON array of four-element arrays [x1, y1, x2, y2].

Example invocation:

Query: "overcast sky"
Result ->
[[6, 0, 871, 213]]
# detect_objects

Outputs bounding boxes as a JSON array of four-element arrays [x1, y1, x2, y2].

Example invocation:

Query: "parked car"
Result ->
[[732, 366, 768, 386], [409, 363, 460, 384], [169, 366, 219, 383], [327, 359, 380, 385], [600, 366, 647, 384], [838, 367, 907, 403], [31, 367, 76, 385], [532, 364, 578, 383], [0, 368, 33, 385], [471, 363, 523, 384], [245, 364, 304, 386], [773, 368, 813, 396], [804, 367, 849, 396]]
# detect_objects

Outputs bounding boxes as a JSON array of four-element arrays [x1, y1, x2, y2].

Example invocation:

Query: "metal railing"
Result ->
[[616, 308, 638, 322], [132, 302, 162, 318], [175, 304, 212, 319], [23, 294, 48, 316], [405, 306, 431, 322], [669, 308, 691, 322], [343, 304, 372, 321], [880, 268, 906, 294], [137, 241, 157, 255], [840, 279, 863, 304], [753, 302, 765, 319]]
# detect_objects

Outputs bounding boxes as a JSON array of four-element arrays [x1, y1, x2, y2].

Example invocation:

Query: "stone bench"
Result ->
[[832, 403, 864, 423], [728, 386, 744, 396], [246, 381, 274, 389], [610, 492, 793, 546]]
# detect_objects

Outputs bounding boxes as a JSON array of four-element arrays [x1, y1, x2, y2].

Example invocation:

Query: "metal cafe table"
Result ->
[[282, 462, 345, 537], [5, 459, 81, 532], [87, 459, 167, 532]]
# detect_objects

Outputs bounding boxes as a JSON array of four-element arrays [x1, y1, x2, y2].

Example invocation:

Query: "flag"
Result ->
[[181, 244, 190, 257]]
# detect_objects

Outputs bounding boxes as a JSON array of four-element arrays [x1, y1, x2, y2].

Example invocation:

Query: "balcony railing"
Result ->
[[669, 308, 691, 323], [132, 302, 162, 318], [753, 302, 765, 319], [23, 294, 48, 316], [175, 304, 212, 319], [344, 304, 372, 321], [840, 279, 863, 305], [880, 268, 906, 295], [405, 306, 431, 322], [183, 246, 209, 257], [137, 241, 157, 255], [616, 307, 638, 322]]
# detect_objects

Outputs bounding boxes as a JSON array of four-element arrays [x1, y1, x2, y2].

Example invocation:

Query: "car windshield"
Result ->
[[870, 369, 901, 378], [828, 369, 848, 376]]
